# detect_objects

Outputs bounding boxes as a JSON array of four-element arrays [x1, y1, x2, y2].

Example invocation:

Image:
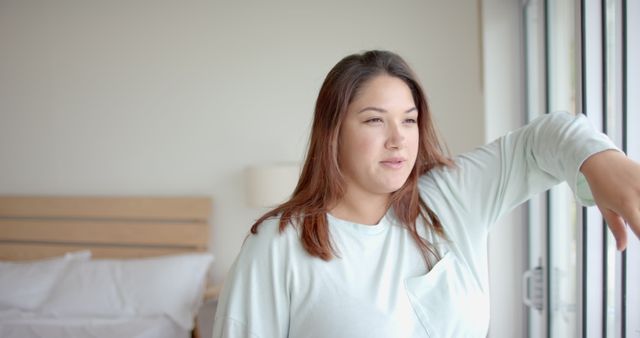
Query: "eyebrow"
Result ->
[[357, 107, 417, 114]]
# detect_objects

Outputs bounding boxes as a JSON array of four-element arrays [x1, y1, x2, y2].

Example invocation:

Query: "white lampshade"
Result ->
[[245, 163, 301, 208]]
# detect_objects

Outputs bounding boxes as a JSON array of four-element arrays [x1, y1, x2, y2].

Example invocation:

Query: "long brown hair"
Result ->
[[250, 50, 452, 268]]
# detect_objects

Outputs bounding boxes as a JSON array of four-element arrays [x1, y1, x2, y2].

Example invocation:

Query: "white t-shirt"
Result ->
[[212, 112, 618, 338]]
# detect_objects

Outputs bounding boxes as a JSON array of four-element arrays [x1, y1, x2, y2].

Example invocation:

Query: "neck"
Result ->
[[330, 189, 390, 225]]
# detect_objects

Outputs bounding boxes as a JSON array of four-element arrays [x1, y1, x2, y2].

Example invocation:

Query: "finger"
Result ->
[[601, 208, 628, 251]]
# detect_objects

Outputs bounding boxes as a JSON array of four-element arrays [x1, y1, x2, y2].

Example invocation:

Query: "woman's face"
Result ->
[[338, 74, 419, 198]]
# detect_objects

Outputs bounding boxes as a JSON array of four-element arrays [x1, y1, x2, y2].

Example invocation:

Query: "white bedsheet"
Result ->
[[0, 310, 189, 338]]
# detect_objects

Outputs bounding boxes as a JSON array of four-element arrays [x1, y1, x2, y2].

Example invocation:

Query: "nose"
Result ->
[[384, 122, 405, 149]]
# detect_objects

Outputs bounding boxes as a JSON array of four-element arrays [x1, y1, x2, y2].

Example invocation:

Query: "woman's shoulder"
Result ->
[[242, 214, 304, 256], [421, 143, 500, 183], [418, 157, 462, 189], [417, 145, 501, 212]]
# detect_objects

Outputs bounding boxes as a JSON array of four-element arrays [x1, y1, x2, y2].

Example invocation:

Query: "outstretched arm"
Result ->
[[581, 150, 640, 251]]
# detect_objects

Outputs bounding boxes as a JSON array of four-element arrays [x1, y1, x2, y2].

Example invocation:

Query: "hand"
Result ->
[[581, 150, 640, 251]]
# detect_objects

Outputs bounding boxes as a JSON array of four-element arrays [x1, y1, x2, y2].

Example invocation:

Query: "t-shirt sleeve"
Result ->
[[423, 111, 619, 233], [211, 220, 291, 338]]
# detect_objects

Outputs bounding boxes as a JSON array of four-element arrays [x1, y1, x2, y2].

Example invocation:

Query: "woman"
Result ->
[[212, 50, 640, 338]]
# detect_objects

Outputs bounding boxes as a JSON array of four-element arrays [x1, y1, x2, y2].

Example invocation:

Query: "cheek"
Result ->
[[410, 131, 420, 152], [353, 134, 379, 154], [343, 128, 380, 159], [352, 136, 384, 169], [338, 130, 381, 179], [408, 130, 420, 162]]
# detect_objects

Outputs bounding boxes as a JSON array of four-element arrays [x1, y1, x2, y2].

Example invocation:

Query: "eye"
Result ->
[[404, 118, 417, 124], [365, 117, 383, 124]]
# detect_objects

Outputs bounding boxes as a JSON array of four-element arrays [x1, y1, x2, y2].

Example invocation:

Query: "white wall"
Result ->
[[0, 0, 484, 283], [0, 0, 489, 335], [482, 0, 528, 337]]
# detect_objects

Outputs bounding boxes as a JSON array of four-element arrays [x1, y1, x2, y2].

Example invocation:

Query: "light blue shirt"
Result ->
[[213, 112, 618, 338]]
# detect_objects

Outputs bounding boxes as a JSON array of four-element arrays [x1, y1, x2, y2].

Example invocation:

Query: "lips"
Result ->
[[380, 157, 406, 169]]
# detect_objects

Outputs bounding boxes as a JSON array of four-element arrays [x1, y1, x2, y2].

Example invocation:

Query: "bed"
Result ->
[[0, 195, 220, 338]]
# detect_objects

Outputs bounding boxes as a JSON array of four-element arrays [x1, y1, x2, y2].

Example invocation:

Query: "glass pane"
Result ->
[[549, 186, 579, 337], [605, 232, 617, 337], [525, 0, 545, 121], [524, 1, 546, 336], [604, 0, 622, 336], [582, 1, 606, 337], [625, 0, 640, 335], [605, 0, 622, 146], [547, 0, 579, 336]]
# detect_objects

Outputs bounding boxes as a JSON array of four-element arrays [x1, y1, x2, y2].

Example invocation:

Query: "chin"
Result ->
[[372, 174, 411, 194], [383, 181, 409, 193], [391, 185, 407, 193]]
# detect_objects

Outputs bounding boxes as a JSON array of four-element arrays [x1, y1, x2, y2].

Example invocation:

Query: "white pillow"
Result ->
[[0, 251, 91, 311], [42, 253, 214, 330], [41, 258, 131, 316]]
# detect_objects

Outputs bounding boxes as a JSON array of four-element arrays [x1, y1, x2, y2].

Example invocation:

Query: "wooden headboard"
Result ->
[[0, 196, 211, 261]]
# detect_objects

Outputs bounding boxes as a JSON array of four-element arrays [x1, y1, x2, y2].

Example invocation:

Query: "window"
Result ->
[[522, 0, 639, 336]]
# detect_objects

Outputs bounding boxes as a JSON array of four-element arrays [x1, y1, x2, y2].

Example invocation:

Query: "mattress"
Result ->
[[0, 311, 189, 338]]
